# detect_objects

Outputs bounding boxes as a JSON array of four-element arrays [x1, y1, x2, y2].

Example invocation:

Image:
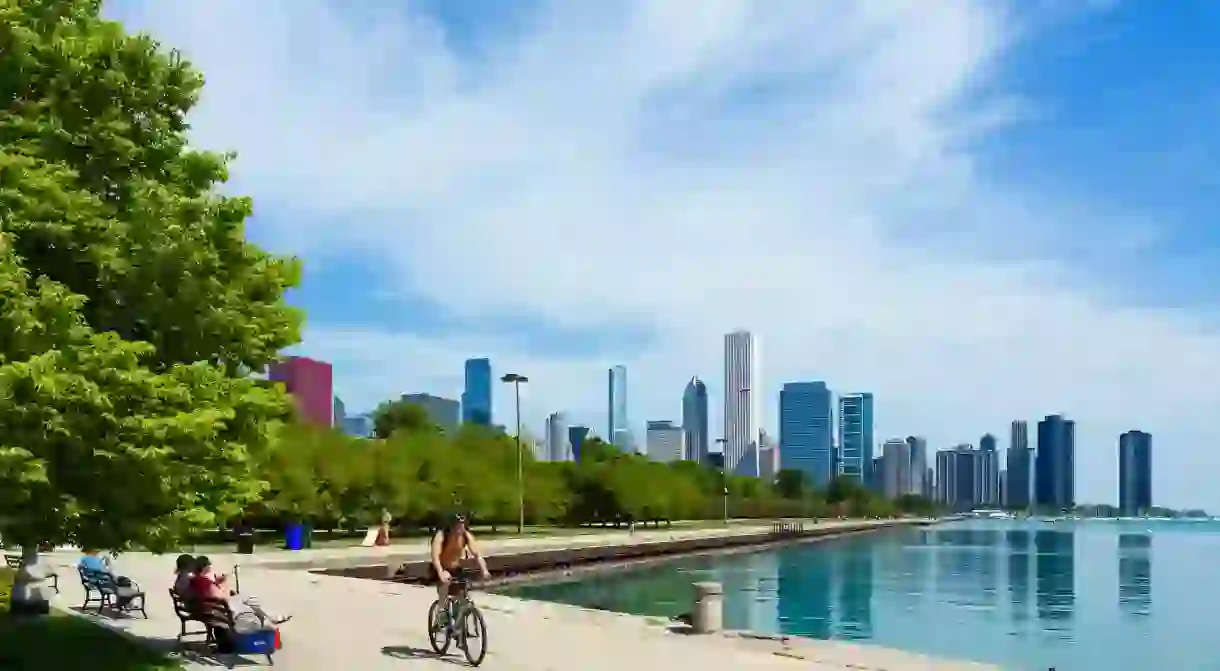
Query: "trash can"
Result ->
[[236, 531, 255, 555], [284, 523, 303, 551], [301, 522, 313, 550]]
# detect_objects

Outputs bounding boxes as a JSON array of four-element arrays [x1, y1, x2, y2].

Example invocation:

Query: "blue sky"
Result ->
[[109, 0, 1220, 510]]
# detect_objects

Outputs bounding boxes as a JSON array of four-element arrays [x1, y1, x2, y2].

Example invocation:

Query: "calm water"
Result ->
[[500, 520, 1220, 670]]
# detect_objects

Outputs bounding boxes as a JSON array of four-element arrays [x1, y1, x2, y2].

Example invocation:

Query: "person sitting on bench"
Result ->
[[78, 549, 139, 608], [190, 556, 291, 626]]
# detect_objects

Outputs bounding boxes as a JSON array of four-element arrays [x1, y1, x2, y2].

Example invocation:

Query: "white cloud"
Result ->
[[109, 0, 1220, 509]]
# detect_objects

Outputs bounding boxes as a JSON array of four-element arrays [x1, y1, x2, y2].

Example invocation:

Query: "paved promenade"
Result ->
[[42, 520, 997, 670]]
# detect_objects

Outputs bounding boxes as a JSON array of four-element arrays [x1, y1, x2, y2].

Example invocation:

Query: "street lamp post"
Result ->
[[500, 373, 529, 534], [715, 437, 729, 525]]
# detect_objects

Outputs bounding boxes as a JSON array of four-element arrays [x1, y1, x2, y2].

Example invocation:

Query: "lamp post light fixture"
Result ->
[[715, 437, 729, 526], [500, 373, 529, 534]]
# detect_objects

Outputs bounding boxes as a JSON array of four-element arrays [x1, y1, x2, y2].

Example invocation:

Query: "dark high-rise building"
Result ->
[[1035, 414, 1075, 510], [1006, 420, 1033, 509], [1118, 430, 1152, 516], [682, 377, 710, 465], [779, 381, 835, 487], [935, 445, 977, 511], [837, 393, 874, 484], [461, 358, 493, 425], [568, 425, 591, 460], [269, 356, 334, 427], [976, 434, 1001, 506]]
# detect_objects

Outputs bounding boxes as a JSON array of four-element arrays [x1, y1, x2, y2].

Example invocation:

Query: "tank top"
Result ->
[[438, 530, 468, 568]]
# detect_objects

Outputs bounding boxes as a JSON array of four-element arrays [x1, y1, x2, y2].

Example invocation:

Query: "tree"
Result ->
[[372, 399, 435, 439], [0, 0, 300, 610], [775, 469, 812, 500]]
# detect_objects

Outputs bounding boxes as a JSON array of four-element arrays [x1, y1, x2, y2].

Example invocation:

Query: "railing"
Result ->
[[770, 520, 806, 536]]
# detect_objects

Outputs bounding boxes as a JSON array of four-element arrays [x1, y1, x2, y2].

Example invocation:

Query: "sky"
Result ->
[[104, 0, 1220, 510]]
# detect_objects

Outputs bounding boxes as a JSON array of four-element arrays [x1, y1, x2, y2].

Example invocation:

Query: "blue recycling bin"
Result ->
[[284, 522, 304, 551]]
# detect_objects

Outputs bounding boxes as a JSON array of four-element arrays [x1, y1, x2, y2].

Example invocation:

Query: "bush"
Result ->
[[0, 568, 12, 613]]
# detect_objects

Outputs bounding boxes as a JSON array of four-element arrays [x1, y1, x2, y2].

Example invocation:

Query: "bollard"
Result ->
[[691, 581, 723, 634]]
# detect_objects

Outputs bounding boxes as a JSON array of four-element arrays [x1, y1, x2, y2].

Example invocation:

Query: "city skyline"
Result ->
[[118, 0, 1220, 513]]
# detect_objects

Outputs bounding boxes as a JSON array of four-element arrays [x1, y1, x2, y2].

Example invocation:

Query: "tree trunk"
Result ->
[[9, 546, 53, 616]]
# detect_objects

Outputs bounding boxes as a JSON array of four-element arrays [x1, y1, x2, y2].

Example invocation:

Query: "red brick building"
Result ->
[[269, 356, 334, 427]]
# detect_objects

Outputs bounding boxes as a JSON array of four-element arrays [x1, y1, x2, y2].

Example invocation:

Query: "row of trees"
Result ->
[[245, 398, 939, 532]]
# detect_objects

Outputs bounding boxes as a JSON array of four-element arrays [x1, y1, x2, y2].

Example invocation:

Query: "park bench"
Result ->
[[169, 589, 212, 642], [3, 553, 59, 593], [78, 566, 147, 618], [192, 597, 278, 667]]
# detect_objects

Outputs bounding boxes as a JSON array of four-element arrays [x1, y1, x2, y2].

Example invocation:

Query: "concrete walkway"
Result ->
[[41, 520, 997, 670]]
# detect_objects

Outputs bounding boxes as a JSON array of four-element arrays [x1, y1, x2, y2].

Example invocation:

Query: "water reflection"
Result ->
[[1034, 530, 1076, 624], [836, 547, 874, 638], [927, 528, 1002, 613], [778, 547, 833, 638], [1118, 533, 1152, 616], [1006, 529, 1033, 622]]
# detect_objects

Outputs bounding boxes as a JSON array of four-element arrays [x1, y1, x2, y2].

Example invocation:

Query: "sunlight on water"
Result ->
[[500, 519, 1220, 670]]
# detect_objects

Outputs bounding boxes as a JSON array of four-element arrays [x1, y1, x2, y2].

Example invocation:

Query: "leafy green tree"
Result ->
[[0, 0, 300, 609], [372, 399, 435, 439], [775, 468, 812, 499]]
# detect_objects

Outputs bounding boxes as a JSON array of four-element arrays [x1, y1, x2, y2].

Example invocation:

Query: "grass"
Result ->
[[0, 568, 181, 670]]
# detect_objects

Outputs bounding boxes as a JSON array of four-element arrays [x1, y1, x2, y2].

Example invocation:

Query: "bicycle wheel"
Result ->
[[427, 599, 452, 654], [458, 603, 488, 666]]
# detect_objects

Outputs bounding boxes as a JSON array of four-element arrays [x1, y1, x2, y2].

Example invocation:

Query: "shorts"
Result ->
[[426, 565, 471, 586]]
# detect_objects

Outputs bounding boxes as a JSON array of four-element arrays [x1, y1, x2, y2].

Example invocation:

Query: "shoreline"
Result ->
[[311, 517, 935, 584]]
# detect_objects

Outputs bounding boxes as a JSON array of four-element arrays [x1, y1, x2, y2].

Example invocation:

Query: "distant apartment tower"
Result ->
[[1118, 430, 1152, 516], [1005, 420, 1033, 508], [1035, 414, 1075, 510], [880, 438, 911, 499], [759, 430, 778, 482], [723, 331, 761, 477], [269, 356, 334, 427], [462, 358, 493, 425], [779, 381, 835, 487], [682, 377, 710, 465], [568, 425, 591, 461], [906, 436, 928, 497], [333, 396, 346, 427], [936, 445, 977, 511], [607, 365, 630, 449], [546, 412, 572, 462], [837, 393, 875, 484], [646, 420, 686, 462], [341, 414, 374, 438], [975, 434, 1001, 506], [401, 393, 460, 430]]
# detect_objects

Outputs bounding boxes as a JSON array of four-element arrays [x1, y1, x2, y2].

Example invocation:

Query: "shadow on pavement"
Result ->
[[381, 645, 472, 666]]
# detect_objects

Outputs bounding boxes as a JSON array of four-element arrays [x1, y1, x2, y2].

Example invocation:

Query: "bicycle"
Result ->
[[427, 571, 488, 666]]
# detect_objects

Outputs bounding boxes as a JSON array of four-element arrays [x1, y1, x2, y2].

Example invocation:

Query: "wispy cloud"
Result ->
[[108, 0, 1220, 508]]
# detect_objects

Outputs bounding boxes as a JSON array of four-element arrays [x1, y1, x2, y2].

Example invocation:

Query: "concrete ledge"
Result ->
[[315, 519, 928, 584]]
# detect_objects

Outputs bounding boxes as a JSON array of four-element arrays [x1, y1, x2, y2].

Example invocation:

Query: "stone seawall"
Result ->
[[316, 518, 930, 584]]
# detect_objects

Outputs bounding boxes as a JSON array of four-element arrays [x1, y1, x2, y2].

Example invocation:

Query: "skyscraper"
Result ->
[[1118, 430, 1152, 516], [682, 377, 710, 466], [906, 436, 928, 497], [333, 396, 346, 426], [607, 365, 630, 449], [268, 356, 334, 427], [1006, 420, 1032, 509], [461, 358, 493, 425], [837, 393, 875, 484], [546, 412, 571, 462], [568, 425, 591, 461], [646, 420, 686, 462], [976, 434, 1001, 506], [723, 331, 761, 477], [880, 438, 911, 499], [779, 381, 835, 487], [1035, 414, 1075, 510]]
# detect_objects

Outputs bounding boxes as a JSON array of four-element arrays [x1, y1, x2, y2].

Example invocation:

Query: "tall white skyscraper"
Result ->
[[546, 412, 571, 462], [723, 330, 761, 477]]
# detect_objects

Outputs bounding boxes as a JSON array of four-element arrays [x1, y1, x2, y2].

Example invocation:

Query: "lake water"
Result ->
[[499, 520, 1220, 670]]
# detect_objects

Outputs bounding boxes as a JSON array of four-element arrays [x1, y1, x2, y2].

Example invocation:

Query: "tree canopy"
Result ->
[[0, 0, 300, 551], [246, 421, 936, 531]]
